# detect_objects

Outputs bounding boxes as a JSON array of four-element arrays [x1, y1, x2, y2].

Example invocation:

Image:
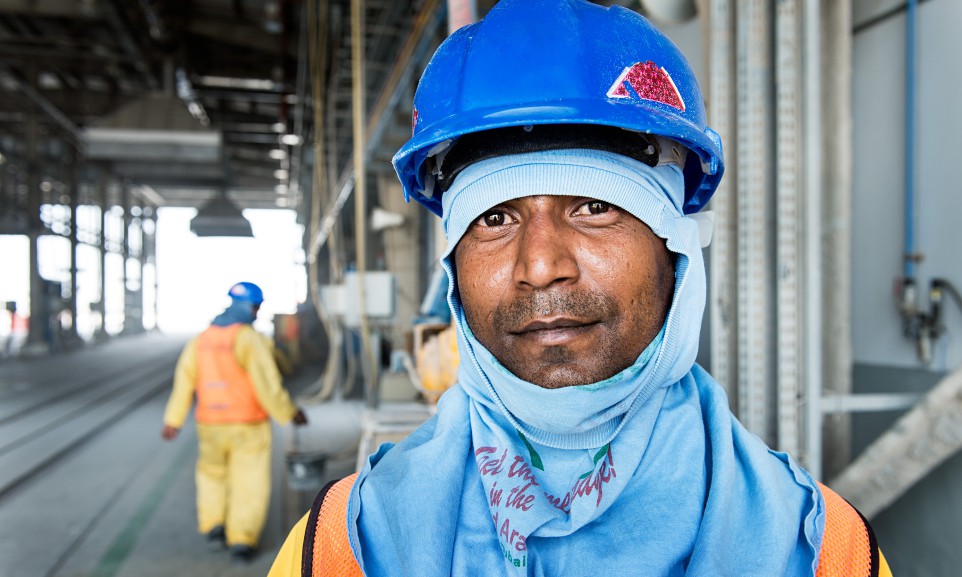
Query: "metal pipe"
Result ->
[[148, 210, 158, 331], [706, 0, 737, 399], [303, 0, 344, 405], [804, 0, 825, 480], [775, 0, 802, 459], [352, 0, 378, 406], [904, 0, 918, 280], [68, 156, 79, 342], [821, 393, 921, 414], [98, 174, 108, 339], [820, 0, 854, 480], [121, 182, 131, 333]]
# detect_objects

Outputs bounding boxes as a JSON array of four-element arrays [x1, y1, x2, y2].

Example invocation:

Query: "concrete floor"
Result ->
[[0, 333, 334, 577]]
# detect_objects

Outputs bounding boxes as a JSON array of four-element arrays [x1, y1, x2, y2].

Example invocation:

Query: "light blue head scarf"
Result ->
[[211, 300, 257, 326], [348, 150, 824, 576]]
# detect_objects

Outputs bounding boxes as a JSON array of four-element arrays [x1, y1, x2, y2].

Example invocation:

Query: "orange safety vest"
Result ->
[[194, 324, 269, 424], [300, 477, 881, 577]]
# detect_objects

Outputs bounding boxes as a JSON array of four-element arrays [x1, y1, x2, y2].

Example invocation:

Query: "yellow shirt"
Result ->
[[267, 513, 309, 577], [163, 325, 299, 427]]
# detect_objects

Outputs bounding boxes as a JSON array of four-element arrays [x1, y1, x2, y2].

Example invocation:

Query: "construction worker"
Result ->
[[162, 281, 307, 563], [269, 1, 891, 575]]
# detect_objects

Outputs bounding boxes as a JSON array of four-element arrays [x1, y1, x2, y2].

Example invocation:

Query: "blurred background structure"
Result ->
[[0, 0, 961, 575]]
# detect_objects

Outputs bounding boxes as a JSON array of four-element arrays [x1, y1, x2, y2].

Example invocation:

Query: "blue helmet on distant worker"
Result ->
[[392, 0, 723, 216], [228, 282, 264, 305]]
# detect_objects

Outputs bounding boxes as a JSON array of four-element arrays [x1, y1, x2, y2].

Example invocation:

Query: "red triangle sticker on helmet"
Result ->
[[606, 61, 685, 112]]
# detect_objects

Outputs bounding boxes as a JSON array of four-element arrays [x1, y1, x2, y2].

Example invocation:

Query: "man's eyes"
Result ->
[[472, 200, 613, 228], [574, 200, 611, 216], [475, 209, 511, 227]]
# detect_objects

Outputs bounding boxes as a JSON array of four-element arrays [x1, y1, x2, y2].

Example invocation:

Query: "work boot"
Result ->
[[205, 525, 226, 550], [230, 544, 256, 563]]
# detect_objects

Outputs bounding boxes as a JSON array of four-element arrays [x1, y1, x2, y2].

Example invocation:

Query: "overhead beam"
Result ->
[[0, 0, 100, 18], [0, 44, 126, 64], [0, 65, 82, 147], [151, 187, 281, 210], [194, 87, 298, 104], [112, 159, 224, 181], [102, 0, 158, 90], [188, 18, 299, 58], [310, 0, 444, 255]]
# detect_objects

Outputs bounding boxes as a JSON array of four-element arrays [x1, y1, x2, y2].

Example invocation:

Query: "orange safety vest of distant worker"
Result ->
[[294, 478, 892, 577], [194, 324, 269, 424]]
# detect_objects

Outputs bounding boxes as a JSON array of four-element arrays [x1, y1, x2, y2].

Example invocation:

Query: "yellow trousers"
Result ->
[[195, 421, 272, 547]]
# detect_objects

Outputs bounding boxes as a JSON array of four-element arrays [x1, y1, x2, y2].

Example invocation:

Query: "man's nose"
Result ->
[[514, 211, 579, 290]]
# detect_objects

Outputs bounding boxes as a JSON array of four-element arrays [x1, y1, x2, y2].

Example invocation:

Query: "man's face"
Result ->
[[454, 195, 675, 389]]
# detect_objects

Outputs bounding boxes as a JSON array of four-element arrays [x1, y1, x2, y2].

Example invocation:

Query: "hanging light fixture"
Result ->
[[189, 190, 254, 237]]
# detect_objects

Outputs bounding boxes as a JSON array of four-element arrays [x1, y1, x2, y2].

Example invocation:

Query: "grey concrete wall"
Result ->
[[852, 0, 962, 371], [849, 2, 962, 572]]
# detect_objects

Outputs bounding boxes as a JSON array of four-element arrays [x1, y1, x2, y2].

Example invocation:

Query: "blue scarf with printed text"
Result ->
[[348, 150, 824, 576]]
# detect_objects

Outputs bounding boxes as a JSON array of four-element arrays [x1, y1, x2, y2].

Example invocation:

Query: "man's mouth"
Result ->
[[512, 317, 599, 347]]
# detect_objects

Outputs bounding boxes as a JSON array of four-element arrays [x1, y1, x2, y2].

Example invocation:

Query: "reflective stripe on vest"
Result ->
[[194, 324, 269, 424], [304, 477, 881, 576]]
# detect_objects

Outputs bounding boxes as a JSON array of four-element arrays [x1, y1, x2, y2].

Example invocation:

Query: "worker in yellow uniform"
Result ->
[[161, 281, 307, 563]]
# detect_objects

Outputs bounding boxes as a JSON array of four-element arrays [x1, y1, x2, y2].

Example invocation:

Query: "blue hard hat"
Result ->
[[227, 282, 264, 305], [392, 0, 723, 216]]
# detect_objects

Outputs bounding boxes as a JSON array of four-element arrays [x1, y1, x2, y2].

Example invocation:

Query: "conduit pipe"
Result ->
[[352, 0, 379, 405], [803, 0, 824, 480], [898, 0, 929, 363], [904, 0, 918, 282], [303, 0, 343, 404]]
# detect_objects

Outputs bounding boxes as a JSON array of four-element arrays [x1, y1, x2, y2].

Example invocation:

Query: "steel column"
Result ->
[[25, 106, 47, 351], [67, 154, 79, 342], [97, 173, 108, 339], [819, 0, 854, 481], [736, 0, 775, 444], [775, 0, 803, 458], [706, 0, 738, 402]]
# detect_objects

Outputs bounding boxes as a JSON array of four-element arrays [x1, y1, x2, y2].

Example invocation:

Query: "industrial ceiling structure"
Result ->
[[0, 0, 445, 222]]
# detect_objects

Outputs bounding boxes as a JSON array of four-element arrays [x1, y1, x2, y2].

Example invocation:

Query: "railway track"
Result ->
[[0, 337, 184, 501]]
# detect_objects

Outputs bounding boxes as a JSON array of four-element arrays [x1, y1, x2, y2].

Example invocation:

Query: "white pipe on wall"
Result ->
[[802, 0, 824, 481]]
